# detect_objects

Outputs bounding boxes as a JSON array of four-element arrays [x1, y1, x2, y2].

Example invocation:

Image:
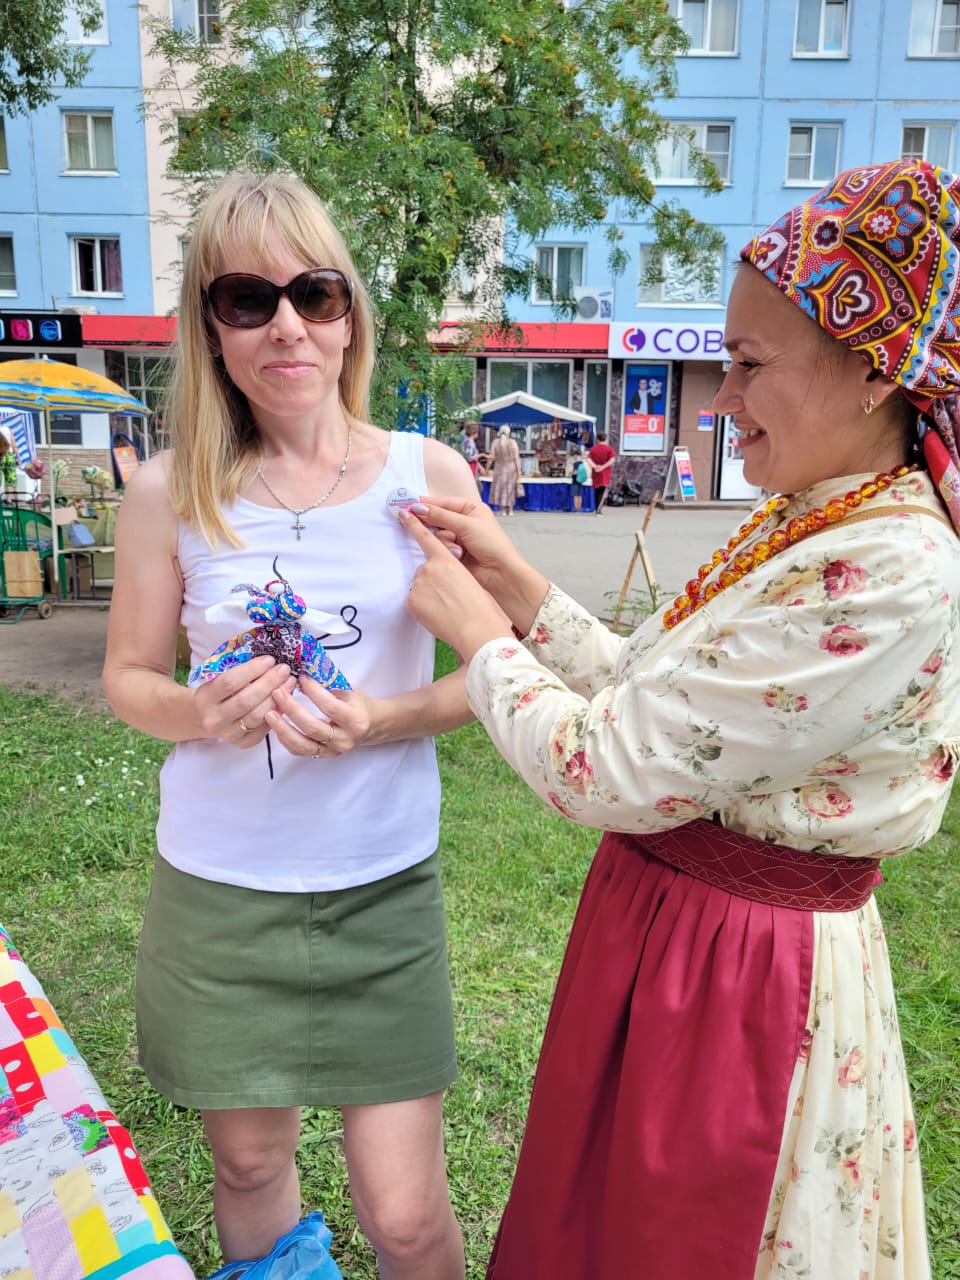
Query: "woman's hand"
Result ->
[[408, 494, 523, 594], [404, 497, 551, 636], [401, 510, 514, 660], [191, 656, 296, 748], [264, 679, 374, 759]]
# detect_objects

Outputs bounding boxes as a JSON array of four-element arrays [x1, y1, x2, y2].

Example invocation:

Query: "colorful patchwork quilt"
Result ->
[[0, 924, 194, 1280]]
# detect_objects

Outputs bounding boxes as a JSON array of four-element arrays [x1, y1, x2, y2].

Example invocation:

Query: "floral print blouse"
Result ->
[[465, 469, 960, 860]]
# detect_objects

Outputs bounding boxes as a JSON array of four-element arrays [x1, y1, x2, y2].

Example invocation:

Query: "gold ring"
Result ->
[[312, 723, 335, 756], [238, 716, 251, 734]]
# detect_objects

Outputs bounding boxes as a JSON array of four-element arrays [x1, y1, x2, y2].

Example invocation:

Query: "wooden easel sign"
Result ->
[[613, 490, 661, 630], [663, 446, 697, 501]]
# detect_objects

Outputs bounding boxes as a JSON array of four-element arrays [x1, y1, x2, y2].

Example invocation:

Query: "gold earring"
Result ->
[[863, 393, 875, 416]]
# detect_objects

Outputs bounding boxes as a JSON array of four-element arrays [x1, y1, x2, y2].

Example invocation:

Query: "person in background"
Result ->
[[570, 451, 589, 512], [488, 424, 522, 516], [400, 159, 960, 1279], [103, 169, 476, 1280], [459, 421, 487, 490], [586, 431, 616, 514], [0, 432, 16, 494]]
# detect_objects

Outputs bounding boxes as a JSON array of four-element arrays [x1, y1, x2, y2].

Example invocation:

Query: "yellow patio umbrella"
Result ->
[[0, 356, 150, 587]]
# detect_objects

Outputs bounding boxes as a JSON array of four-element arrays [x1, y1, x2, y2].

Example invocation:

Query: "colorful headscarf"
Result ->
[[740, 160, 960, 530]]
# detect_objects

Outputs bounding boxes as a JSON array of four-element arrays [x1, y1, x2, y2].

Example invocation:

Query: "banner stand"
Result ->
[[663, 447, 697, 501]]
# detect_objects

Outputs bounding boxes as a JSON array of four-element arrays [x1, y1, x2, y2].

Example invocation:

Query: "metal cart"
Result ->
[[0, 499, 54, 622]]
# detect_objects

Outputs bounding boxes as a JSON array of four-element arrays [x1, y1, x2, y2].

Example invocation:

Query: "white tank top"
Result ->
[[157, 430, 440, 892]]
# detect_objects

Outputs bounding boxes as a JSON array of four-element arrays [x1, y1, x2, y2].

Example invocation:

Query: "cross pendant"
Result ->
[[292, 513, 305, 540]]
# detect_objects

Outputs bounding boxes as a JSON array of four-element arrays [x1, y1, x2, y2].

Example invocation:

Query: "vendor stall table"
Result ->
[[0, 501, 117, 602], [481, 477, 595, 513], [60, 544, 115, 600]]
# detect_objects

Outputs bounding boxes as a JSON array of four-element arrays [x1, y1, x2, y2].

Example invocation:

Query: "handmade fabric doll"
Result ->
[[190, 560, 357, 690]]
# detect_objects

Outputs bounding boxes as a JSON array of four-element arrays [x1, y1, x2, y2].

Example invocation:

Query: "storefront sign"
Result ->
[[0, 312, 82, 348], [609, 322, 727, 361], [622, 362, 670, 454]]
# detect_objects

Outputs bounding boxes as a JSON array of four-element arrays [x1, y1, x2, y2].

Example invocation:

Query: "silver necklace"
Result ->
[[256, 425, 352, 540]]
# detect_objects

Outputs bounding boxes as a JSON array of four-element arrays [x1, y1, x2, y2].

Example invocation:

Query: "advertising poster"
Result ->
[[622, 362, 670, 453]]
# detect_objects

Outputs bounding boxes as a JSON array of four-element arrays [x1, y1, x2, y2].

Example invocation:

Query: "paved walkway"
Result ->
[[0, 500, 750, 705]]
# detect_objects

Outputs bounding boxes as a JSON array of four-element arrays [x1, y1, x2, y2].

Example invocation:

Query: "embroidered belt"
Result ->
[[620, 819, 881, 912]]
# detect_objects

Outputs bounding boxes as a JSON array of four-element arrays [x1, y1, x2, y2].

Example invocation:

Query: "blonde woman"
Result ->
[[103, 171, 476, 1280]]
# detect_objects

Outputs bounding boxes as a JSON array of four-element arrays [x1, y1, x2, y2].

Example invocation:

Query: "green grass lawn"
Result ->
[[1, 663, 958, 1278]]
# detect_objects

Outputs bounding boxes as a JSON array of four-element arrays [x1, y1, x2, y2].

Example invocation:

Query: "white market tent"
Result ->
[[465, 391, 596, 443]]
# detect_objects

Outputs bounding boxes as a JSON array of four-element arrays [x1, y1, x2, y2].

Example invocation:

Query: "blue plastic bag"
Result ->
[[205, 1213, 343, 1280], [67, 520, 96, 546]]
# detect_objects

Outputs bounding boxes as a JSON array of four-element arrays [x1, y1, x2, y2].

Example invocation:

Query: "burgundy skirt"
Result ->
[[486, 823, 880, 1280]]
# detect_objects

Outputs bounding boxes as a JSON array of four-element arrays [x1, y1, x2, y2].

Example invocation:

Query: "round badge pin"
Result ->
[[386, 486, 420, 517]]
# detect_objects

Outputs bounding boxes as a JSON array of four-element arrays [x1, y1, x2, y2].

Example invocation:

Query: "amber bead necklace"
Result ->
[[662, 464, 919, 631]]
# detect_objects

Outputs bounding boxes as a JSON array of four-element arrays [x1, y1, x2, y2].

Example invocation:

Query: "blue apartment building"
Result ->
[[463, 0, 960, 500], [0, 0, 218, 481], [1, 0, 956, 498], [0, 0, 158, 467]]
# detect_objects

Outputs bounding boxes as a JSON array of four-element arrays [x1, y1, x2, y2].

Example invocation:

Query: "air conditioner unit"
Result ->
[[56, 305, 99, 315], [573, 286, 613, 322]]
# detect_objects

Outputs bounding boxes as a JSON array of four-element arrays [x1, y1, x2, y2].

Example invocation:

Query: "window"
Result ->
[[638, 246, 723, 305], [445, 263, 476, 302], [49, 412, 82, 445], [485, 359, 574, 450], [669, 0, 738, 52], [585, 362, 609, 436], [64, 112, 115, 171], [63, 0, 108, 43], [488, 359, 572, 406], [173, 113, 228, 172], [794, 0, 848, 54], [0, 236, 16, 292], [656, 122, 732, 183], [902, 123, 954, 167], [125, 354, 172, 452], [197, 0, 222, 43], [171, 0, 221, 42], [909, 0, 960, 54], [787, 124, 840, 183], [0, 117, 7, 170], [532, 245, 584, 303], [71, 236, 122, 293]]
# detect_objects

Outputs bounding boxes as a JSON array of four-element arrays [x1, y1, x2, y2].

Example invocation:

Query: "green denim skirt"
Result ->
[[136, 853, 457, 1110]]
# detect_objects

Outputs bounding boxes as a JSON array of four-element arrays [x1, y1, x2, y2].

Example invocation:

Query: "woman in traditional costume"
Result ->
[[401, 160, 960, 1278]]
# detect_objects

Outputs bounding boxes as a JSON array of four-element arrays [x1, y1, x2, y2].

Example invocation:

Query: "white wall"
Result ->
[[139, 0, 194, 316]]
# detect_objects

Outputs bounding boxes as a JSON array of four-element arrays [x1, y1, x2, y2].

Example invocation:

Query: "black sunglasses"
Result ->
[[203, 267, 354, 328]]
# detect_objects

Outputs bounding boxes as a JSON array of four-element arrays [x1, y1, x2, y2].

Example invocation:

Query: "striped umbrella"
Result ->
[[0, 357, 150, 586]]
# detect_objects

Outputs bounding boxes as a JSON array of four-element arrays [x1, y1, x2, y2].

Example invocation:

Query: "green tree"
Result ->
[[147, 0, 724, 429], [0, 0, 103, 113]]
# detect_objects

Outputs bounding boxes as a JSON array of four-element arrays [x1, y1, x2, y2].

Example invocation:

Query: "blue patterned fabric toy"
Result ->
[[189, 560, 357, 690]]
